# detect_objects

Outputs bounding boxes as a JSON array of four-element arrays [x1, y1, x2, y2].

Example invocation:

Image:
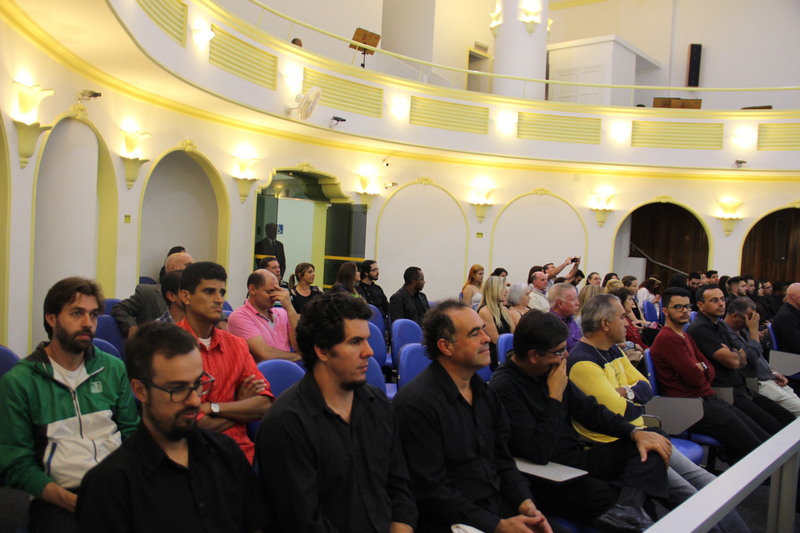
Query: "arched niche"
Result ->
[[0, 112, 10, 344], [30, 116, 117, 345], [741, 206, 800, 281], [491, 189, 588, 284], [613, 199, 711, 283], [139, 147, 229, 279], [375, 178, 468, 301]]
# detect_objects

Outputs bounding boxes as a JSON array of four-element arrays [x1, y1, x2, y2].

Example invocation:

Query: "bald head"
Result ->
[[786, 283, 800, 309], [165, 252, 194, 273], [247, 269, 280, 312]]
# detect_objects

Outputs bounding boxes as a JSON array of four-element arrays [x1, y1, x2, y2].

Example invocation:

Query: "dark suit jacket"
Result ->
[[255, 237, 286, 277]]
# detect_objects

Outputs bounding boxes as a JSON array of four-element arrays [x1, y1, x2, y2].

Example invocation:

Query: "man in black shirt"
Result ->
[[77, 322, 265, 533], [489, 310, 672, 531], [256, 292, 417, 532], [394, 300, 557, 533], [772, 282, 800, 353], [687, 285, 793, 435], [389, 266, 430, 325], [357, 260, 390, 328]]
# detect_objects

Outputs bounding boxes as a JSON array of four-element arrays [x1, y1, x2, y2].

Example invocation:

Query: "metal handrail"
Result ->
[[244, 0, 800, 94]]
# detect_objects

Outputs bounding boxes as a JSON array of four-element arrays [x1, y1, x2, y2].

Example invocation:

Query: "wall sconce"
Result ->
[[357, 177, 381, 209], [716, 198, 742, 236], [232, 157, 259, 203], [519, 0, 543, 34], [191, 24, 215, 46], [12, 81, 55, 168], [589, 190, 615, 227], [119, 128, 151, 189], [469, 185, 494, 223], [489, 1, 502, 36]]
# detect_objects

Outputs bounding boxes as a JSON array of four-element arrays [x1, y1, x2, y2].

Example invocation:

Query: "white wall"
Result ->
[[276, 197, 315, 281]]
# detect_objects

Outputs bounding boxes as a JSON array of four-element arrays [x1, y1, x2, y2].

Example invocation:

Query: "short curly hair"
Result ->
[[296, 292, 372, 368]]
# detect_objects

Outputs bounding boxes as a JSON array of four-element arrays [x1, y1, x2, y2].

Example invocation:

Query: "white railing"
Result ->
[[648, 417, 800, 533]]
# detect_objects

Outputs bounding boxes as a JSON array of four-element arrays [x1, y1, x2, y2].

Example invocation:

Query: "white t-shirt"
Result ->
[[49, 356, 88, 390]]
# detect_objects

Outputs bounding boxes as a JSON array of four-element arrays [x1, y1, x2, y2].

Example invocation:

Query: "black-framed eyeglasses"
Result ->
[[140, 371, 215, 403], [668, 304, 692, 311]]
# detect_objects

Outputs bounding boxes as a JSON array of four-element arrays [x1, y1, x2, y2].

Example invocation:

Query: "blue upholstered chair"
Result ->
[[368, 322, 388, 368], [248, 359, 306, 440], [0, 345, 20, 378], [95, 315, 126, 358], [397, 343, 431, 389], [93, 338, 122, 360], [497, 333, 514, 365], [103, 297, 121, 316], [391, 319, 423, 370]]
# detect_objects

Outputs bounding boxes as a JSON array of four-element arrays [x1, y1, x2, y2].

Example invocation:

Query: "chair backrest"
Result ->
[[397, 343, 431, 389], [365, 356, 386, 392], [643, 348, 660, 396], [391, 319, 423, 369], [223, 300, 233, 312], [93, 338, 122, 360], [768, 323, 779, 350], [138, 276, 157, 285], [103, 298, 121, 316], [257, 359, 305, 397], [689, 311, 697, 323], [0, 346, 20, 378], [95, 315, 126, 357], [367, 304, 385, 336], [367, 322, 387, 368], [497, 333, 514, 365], [476, 365, 492, 382], [641, 301, 659, 323]]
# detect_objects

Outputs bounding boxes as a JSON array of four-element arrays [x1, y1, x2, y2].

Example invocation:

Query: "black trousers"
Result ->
[[28, 498, 77, 533], [690, 396, 766, 463]]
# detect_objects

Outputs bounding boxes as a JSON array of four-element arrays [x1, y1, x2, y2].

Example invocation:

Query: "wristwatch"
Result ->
[[210, 402, 220, 416], [624, 386, 635, 400]]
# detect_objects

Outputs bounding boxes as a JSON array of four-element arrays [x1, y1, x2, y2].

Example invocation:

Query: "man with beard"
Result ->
[[0, 277, 139, 533], [257, 292, 417, 532], [77, 322, 265, 532], [357, 260, 390, 328]]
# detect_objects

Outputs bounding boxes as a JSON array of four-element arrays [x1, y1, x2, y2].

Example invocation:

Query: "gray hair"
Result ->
[[727, 296, 756, 316], [506, 283, 530, 307], [547, 282, 577, 307], [580, 293, 621, 333]]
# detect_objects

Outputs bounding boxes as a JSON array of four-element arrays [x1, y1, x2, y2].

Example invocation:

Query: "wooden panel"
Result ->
[[210, 26, 277, 89], [631, 121, 723, 150], [136, 0, 187, 46], [629, 203, 709, 283], [758, 123, 800, 151], [741, 208, 800, 282], [409, 96, 489, 134], [303, 69, 383, 118], [517, 112, 601, 144]]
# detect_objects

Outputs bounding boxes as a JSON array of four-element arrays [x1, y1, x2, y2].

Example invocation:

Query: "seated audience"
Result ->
[[586, 272, 602, 286], [258, 257, 289, 289], [0, 277, 139, 533], [724, 297, 800, 417], [257, 293, 417, 532], [394, 300, 558, 533], [687, 285, 793, 434], [228, 269, 300, 362], [545, 257, 581, 288], [176, 262, 273, 463], [621, 275, 644, 321], [389, 266, 430, 325], [158, 245, 185, 282], [112, 251, 194, 337], [490, 310, 672, 531], [578, 284, 603, 318], [156, 270, 184, 323], [650, 288, 767, 464], [637, 277, 662, 313], [461, 264, 484, 307], [491, 267, 509, 277], [330, 261, 360, 296], [549, 283, 581, 351], [570, 269, 585, 286], [604, 279, 624, 293], [288, 262, 322, 314], [506, 282, 531, 328], [356, 260, 390, 326], [725, 276, 747, 306], [609, 287, 647, 364], [77, 322, 265, 532], [602, 272, 619, 288], [528, 270, 550, 312], [478, 276, 515, 369], [756, 279, 779, 323], [707, 270, 720, 285], [772, 282, 800, 353]]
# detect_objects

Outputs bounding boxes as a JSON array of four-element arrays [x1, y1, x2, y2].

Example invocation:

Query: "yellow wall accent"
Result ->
[[632, 121, 724, 150], [312, 203, 328, 284], [517, 112, 602, 144], [210, 25, 277, 90], [0, 112, 10, 344], [303, 69, 383, 118], [137, 147, 231, 272], [489, 189, 589, 269], [136, 0, 187, 46], [758, 123, 800, 151], [410, 97, 489, 134]]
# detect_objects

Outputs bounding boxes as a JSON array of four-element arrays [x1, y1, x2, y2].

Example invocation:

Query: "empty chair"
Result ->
[[641, 301, 659, 323], [368, 322, 388, 368], [367, 304, 385, 337], [93, 338, 122, 360], [0, 345, 20, 378], [248, 359, 305, 440], [95, 315, 126, 358], [497, 333, 513, 365], [103, 297, 121, 316], [391, 319, 423, 370], [397, 343, 431, 389]]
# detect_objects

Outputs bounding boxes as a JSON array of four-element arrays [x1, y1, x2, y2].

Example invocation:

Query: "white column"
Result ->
[[491, 0, 549, 100]]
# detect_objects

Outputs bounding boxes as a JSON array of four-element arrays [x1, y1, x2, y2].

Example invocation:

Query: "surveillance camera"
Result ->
[[382, 159, 389, 167], [80, 90, 102, 99]]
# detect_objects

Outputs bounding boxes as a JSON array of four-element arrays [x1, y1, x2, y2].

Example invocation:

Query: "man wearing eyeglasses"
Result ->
[[77, 322, 266, 532], [0, 277, 139, 533]]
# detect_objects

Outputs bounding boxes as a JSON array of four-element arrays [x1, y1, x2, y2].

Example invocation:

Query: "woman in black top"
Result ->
[[288, 262, 322, 314]]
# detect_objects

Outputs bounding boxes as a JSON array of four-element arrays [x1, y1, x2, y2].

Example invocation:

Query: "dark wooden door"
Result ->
[[741, 208, 800, 282]]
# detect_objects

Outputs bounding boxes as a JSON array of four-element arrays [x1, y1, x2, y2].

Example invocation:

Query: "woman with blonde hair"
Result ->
[[577, 284, 603, 316], [288, 262, 321, 314], [478, 276, 514, 369], [461, 264, 484, 307]]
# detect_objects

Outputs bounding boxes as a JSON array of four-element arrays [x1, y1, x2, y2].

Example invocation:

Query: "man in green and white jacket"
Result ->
[[0, 277, 139, 533]]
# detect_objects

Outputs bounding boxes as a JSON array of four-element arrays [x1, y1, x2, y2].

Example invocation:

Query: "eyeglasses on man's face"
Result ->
[[667, 304, 692, 311], [140, 371, 215, 403]]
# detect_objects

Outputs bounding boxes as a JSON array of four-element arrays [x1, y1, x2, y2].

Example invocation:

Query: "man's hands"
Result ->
[[631, 429, 672, 467], [236, 374, 267, 400], [41, 482, 77, 513], [269, 287, 292, 308], [493, 499, 553, 533], [547, 358, 568, 401], [774, 371, 789, 387]]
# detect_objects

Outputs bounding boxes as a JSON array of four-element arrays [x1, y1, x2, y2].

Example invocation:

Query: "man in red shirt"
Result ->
[[650, 287, 766, 464], [177, 261, 273, 462]]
